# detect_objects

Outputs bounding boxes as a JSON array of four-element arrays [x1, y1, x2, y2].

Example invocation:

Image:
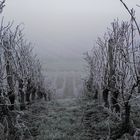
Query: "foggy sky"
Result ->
[[2, 0, 140, 70]]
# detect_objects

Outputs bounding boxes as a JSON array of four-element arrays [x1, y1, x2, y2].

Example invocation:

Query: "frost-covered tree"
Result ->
[[84, 18, 140, 138], [0, 1, 52, 138]]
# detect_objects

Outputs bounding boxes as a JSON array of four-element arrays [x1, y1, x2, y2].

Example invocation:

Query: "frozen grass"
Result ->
[[33, 98, 85, 140], [22, 97, 140, 140], [25, 98, 117, 140]]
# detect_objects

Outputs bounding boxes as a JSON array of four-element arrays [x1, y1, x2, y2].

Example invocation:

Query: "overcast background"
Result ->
[[2, 0, 140, 71]]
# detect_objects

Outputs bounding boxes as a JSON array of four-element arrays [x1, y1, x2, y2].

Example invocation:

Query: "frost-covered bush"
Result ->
[[84, 2, 140, 138]]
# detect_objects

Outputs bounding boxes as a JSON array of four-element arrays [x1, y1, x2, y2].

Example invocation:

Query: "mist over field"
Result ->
[[3, 0, 140, 73], [3, 0, 140, 98]]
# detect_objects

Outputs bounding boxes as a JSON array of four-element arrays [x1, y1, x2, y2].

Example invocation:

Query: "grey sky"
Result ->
[[2, 0, 140, 70]]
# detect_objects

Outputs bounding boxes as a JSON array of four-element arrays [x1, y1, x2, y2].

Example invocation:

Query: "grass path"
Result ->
[[32, 98, 86, 140], [23, 97, 140, 140]]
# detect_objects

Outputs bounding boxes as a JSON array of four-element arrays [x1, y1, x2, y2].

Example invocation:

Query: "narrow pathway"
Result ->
[[23, 97, 140, 140], [30, 98, 85, 140]]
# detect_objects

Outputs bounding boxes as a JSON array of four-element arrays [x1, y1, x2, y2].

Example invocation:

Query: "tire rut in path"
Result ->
[[34, 98, 85, 140]]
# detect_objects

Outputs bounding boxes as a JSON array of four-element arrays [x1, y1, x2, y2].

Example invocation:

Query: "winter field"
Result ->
[[45, 70, 85, 99]]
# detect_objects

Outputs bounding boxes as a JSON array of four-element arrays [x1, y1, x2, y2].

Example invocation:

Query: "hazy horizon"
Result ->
[[2, 0, 140, 71]]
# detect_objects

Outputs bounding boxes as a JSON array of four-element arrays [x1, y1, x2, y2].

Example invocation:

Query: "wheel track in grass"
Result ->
[[35, 98, 86, 140]]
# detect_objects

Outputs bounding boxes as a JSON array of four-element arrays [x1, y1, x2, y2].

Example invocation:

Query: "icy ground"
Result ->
[[38, 98, 85, 140], [22, 97, 140, 140], [24, 98, 87, 140]]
